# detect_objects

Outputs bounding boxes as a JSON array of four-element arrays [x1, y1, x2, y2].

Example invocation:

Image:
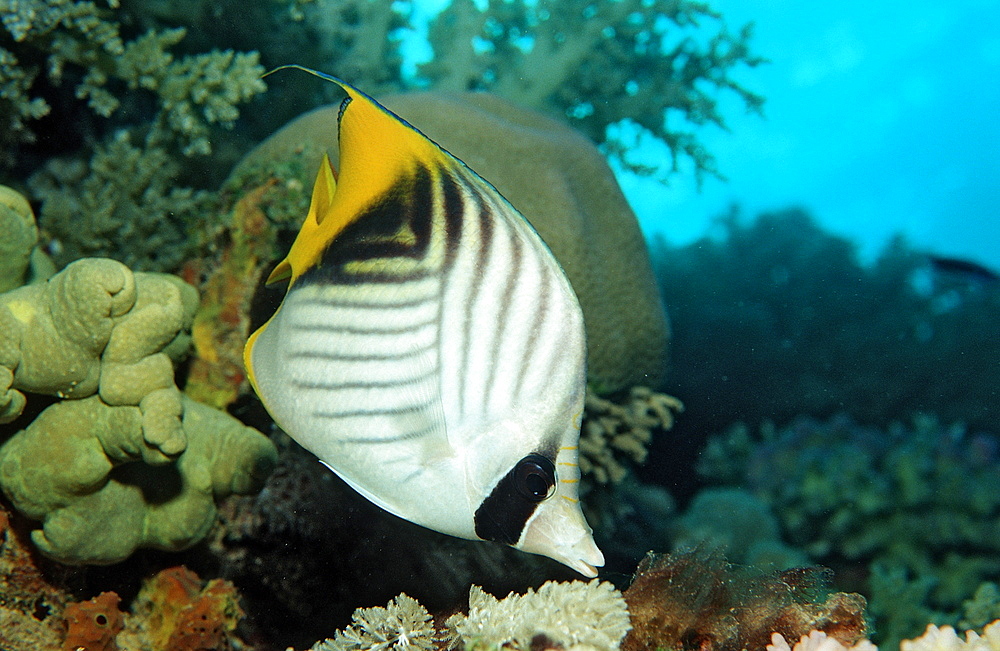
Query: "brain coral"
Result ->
[[238, 91, 670, 392]]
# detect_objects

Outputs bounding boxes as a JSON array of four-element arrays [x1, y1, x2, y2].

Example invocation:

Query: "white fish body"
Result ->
[[245, 70, 604, 576]]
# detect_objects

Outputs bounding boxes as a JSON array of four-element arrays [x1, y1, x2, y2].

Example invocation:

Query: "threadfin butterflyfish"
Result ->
[[244, 67, 604, 576]]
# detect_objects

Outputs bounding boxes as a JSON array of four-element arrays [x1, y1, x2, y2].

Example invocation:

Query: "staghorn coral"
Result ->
[[312, 593, 436, 651], [446, 580, 631, 651], [236, 90, 672, 393], [422, 0, 765, 183]]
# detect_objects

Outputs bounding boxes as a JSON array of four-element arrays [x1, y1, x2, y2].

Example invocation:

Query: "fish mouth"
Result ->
[[518, 498, 605, 577]]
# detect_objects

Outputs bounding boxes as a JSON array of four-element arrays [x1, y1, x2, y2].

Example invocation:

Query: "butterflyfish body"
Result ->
[[244, 68, 604, 576]]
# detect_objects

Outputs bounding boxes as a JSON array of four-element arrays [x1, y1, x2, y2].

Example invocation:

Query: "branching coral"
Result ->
[[1, 0, 265, 156], [447, 580, 631, 651], [900, 622, 1000, 651], [422, 0, 765, 182], [310, 582, 629, 651], [27, 131, 212, 270], [1, 0, 265, 272], [581, 386, 683, 485], [312, 593, 437, 651]]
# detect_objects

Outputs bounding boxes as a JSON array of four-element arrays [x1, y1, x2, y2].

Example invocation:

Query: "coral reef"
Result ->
[[26, 133, 214, 271], [697, 414, 1000, 648], [312, 593, 436, 651], [447, 580, 631, 651], [768, 630, 876, 651], [650, 208, 1000, 443], [899, 621, 1000, 651], [0, 184, 53, 292], [0, 0, 265, 155], [209, 440, 561, 650], [421, 0, 765, 183], [581, 387, 683, 484], [237, 90, 671, 393], [0, 256, 198, 448], [182, 179, 280, 409], [119, 566, 244, 651], [671, 488, 809, 570], [0, 394, 277, 564], [0, 502, 71, 651], [0, 245, 277, 564], [1, 0, 266, 273], [62, 591, 125, 651], [312, 580, 629, 651], [622, 549, 868, 651]]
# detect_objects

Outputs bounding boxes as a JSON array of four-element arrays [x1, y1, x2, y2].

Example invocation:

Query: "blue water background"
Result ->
[[616, 0, 1000, 267]]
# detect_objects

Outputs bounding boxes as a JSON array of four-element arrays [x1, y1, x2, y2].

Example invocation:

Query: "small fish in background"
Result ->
[[926, 255, 1000, 284], [244, 68, 604, 576]]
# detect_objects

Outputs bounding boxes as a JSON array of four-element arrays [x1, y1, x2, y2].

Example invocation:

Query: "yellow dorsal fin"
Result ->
[[264, 65, 448, 285]]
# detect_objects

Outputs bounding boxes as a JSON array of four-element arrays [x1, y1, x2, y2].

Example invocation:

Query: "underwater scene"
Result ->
[[1, 0, 998, 650]]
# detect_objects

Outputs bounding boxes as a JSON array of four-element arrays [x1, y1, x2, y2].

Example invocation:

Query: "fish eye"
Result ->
[[514, 454, 556, 501]]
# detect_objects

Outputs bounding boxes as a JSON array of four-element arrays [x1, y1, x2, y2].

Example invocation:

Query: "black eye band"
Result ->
[[474, 453, 558, 545]]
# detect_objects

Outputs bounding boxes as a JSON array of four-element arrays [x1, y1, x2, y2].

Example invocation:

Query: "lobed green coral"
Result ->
[[0, 192, 277, 564], [0, 394, 277, 564]]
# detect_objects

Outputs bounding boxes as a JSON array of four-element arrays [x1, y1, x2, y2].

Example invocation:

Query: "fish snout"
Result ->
[[518, 497, 605, 577]]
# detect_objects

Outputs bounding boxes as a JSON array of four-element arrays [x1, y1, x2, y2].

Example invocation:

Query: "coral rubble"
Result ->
[[622, 550, 868, 651]]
